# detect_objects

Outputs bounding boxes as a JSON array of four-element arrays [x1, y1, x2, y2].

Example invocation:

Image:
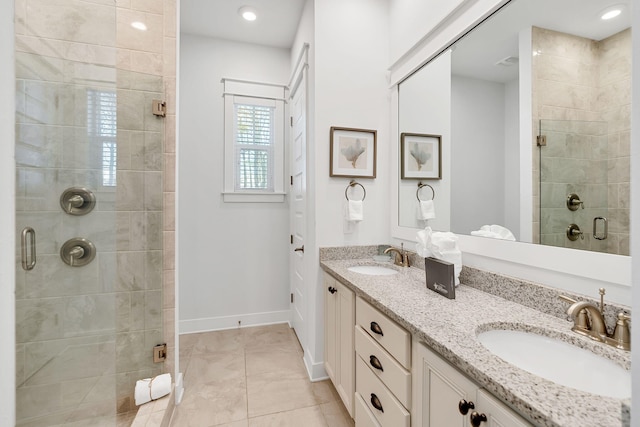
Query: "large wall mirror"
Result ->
[[398, 0, 631, 257]]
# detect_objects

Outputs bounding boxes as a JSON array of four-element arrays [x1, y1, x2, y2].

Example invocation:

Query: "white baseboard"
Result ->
[[303, 347, 328, 382], [179, 310, 291, 334]]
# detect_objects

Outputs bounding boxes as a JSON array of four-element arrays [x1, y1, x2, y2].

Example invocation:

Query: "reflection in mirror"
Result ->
[[397, 0, 631, 256]]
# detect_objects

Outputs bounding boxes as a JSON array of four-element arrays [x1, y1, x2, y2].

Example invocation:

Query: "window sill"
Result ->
[[222, 192, 287, 203]]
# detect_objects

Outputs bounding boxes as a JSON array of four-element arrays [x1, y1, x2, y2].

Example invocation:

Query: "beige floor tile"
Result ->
[[247, 372, 318, 418], [212, 420, 249, 427], [173, 378, 247, 427], [248, 405, 327, 427], [245, 347, 306, 379], [242, 324, 296, 351], [311, 380, 340, 405], [175, 326, 352, 427], [179, 332, 201, 350], [184, 350, 245, 387], [320, 401, 354, 427], [193, 328, 244, 355]]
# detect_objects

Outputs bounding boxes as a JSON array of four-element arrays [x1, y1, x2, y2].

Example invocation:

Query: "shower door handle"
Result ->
[[21, 227, 36, 271], [593, 217, 608, 240]]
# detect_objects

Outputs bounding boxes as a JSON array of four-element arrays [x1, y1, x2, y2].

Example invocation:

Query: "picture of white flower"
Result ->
[[409, 142, 431, 171], [401, 133, 441, 179], [340, 138, 366, 168], [330, 127, 377, 178]]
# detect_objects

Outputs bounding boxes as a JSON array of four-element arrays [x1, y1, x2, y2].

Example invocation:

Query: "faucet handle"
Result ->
[[612, 312, 631, 350]]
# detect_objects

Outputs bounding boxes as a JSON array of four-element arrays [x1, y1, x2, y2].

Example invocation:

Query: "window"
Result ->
[[234, 103, 275, 191], [87, 89, 117, 187], [223, 79, 286, 202]]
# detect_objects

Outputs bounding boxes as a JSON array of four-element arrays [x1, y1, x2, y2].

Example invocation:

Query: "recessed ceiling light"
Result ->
[[238, 6, 257, 22], [600, 5, 624, 20], [131, 21, 147, 31]]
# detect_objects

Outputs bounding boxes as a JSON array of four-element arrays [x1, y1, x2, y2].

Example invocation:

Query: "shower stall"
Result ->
[[539, 119, 629, 255], [14, 1, 175, 425]]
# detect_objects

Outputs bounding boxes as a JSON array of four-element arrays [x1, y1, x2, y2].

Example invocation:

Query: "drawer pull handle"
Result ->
[[327, 286, 337, 294], [369, 355, 384, 371], [470, 411, 487, 426], [370, 321, 383, 336], [458, 399, 475, 415], [370, 393, 384, 413]]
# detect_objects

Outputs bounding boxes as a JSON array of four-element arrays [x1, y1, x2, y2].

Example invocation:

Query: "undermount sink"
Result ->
[[347, 265, 398, 276], [477, 329, 630, 399]]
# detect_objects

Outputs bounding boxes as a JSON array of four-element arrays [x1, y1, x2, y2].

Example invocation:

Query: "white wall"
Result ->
[[304, 0, 391, 379], [389, 0, 466, 65], [0, 0, 15, 424], [451, 75, 505, 235], [503, 77, 520, 239], [178, 35, 292, 332], [398, 52, 451, 230]]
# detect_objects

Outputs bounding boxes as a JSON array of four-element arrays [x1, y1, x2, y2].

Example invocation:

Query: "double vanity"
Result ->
[[320, 246, 631, 427]]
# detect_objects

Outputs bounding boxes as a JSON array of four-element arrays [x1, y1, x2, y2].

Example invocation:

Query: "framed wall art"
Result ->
[[330, 127, 377, 178], [401, 133, 441, 179]]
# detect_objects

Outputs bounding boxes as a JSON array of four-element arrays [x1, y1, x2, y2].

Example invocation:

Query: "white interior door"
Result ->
[[289, 67, 307, 347]]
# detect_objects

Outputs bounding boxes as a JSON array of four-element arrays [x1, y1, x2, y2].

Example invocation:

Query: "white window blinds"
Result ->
[[87, 89, 117, 187], [234, 103, 275, 191]]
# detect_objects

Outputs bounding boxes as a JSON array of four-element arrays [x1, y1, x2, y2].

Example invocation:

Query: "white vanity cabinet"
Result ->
[[412, 341, 532, 427], [323, 273, 355, 417], [355, 297, 411, 427]]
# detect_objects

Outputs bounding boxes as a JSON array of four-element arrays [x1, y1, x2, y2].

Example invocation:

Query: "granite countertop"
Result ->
[[320, 258, 630, 427]]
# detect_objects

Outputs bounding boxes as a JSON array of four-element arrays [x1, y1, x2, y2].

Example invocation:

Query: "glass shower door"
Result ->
[[539, 119, 611, 253], [15, 1, 165, 425]]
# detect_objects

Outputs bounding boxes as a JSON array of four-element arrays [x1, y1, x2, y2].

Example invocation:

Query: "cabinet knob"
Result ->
[[369, 355, 384, 371], [370, 393, 384, 412], [327, 286, 337, 294], [458, 399, 475, 415], [370, 321, 384, 336], [470, 411, 488, 427]]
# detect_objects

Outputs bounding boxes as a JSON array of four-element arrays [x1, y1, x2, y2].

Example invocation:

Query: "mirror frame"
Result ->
[[389, 0, 631, 303]]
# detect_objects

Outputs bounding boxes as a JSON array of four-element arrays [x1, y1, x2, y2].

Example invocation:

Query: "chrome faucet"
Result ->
[[384, 243, 410, 267], [560, 288, 631, 351]]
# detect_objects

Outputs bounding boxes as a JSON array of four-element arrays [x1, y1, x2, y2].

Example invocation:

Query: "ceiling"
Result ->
[[181, 0, 307, 48], [451, 0, 632, 83]]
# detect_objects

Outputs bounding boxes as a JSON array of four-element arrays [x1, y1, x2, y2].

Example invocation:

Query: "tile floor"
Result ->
[[171, 324, 354, 427]]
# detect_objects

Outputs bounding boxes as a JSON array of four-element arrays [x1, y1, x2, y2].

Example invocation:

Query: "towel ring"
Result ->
[[416, 182, 435, 202], [345, 180, 366, 201]]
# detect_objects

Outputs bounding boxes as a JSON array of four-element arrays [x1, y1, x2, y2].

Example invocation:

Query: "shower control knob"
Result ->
[[60, 187, 96, 215], [60, 238, 96, 267]]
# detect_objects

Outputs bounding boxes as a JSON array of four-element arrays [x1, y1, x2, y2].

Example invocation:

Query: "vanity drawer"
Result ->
[[355, 392, 382, 427], [356, 356, 410, 427], [355, 325, 411, 408], [356, 297, 411, 369]]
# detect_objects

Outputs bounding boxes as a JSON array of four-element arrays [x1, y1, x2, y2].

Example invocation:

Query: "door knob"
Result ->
[[294, 245, 304, 253], [458, 399, 475, 415], [470, 411, 488, 426]]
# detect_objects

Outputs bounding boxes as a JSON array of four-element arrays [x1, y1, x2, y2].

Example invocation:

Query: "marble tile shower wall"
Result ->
[[14, 0, 177, 424], [532, 27, 631, 255]]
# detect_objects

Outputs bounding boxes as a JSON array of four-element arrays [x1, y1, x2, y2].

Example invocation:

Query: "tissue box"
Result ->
[[425, 257, 455, 299]]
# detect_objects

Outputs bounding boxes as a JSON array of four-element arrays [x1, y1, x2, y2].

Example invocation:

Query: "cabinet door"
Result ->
[[336, 279, 355, 416], [475, 389, 532, 427], [412, 340, 477, 427], [324, 274, 337, 383]]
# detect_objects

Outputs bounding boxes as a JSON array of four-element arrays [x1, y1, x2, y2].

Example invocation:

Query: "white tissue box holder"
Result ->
[[425, 257, 455, 299]]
